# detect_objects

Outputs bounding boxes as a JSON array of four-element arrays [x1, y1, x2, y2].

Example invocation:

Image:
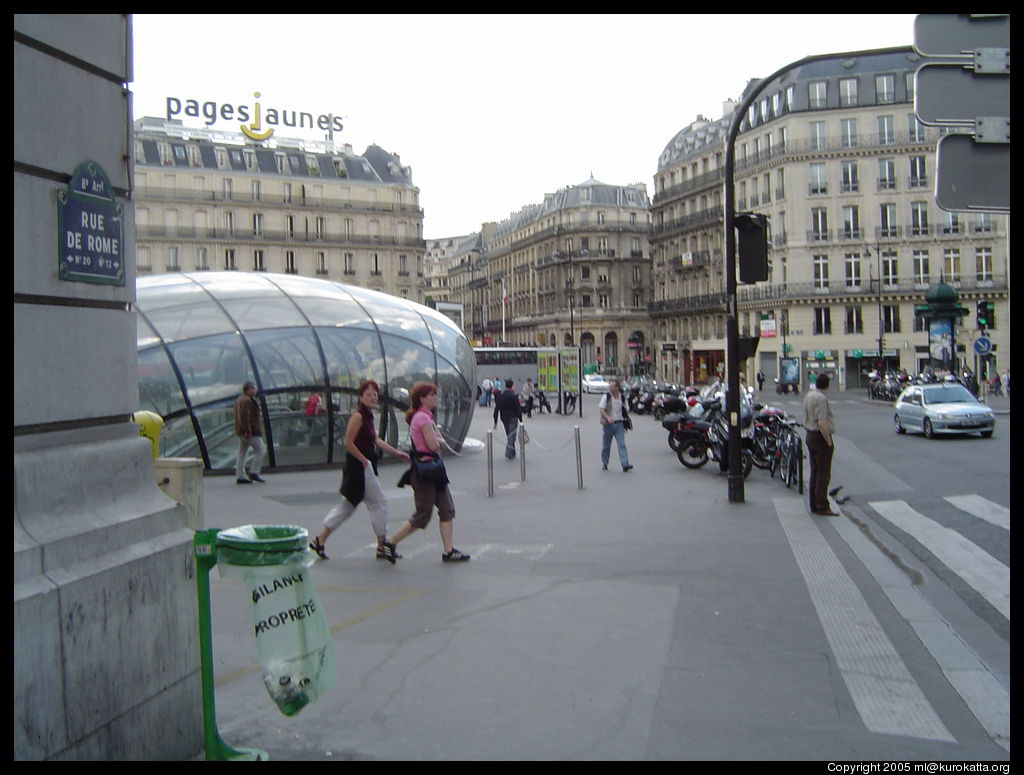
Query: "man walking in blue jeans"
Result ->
[[493, 378, 523, 459], [599, 378, 633, 472]]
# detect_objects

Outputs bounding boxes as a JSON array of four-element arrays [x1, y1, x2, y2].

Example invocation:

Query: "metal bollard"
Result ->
[[486, 430, 494, 497], [519, 423, 526, 482], [574, 425, 583, 489]]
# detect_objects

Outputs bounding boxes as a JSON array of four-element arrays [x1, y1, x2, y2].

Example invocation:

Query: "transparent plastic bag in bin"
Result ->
[[216, 525, 336, 716]]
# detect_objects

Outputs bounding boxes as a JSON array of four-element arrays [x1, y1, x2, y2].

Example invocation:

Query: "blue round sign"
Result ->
[[973, 337, 992, 355]]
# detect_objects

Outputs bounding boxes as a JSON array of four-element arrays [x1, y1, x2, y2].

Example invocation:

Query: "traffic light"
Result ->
[[735, 212, 768, 284], [976, 300, 990, 328]]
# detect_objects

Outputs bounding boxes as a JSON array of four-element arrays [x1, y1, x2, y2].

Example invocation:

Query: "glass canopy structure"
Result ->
[[136, 272, 476, 471]]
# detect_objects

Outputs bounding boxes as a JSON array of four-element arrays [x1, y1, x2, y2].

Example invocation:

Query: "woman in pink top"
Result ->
[[385, 382, 470, 563]]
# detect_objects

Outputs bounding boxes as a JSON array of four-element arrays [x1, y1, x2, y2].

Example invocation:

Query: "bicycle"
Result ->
[[770, 419, 802, 488]]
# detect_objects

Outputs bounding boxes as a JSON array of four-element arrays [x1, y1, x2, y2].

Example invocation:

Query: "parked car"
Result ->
[[582, 373, 611, 394], [894, 383, 995, 438]]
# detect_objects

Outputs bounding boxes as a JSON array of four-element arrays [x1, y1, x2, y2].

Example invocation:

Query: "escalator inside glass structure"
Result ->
[[136, 273, 476, 472]]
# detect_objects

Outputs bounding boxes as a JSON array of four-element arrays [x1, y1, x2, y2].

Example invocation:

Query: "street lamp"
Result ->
[[864, 242, 886, 372]]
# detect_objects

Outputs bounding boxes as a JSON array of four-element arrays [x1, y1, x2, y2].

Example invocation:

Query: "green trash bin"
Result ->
[[216, 525, 336, 716]]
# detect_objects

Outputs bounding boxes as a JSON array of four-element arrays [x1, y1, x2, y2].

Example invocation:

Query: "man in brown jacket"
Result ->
[[234, 381, 266, 484]]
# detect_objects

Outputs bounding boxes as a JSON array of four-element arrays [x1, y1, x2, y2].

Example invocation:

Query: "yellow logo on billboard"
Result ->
[[240, 92, 274, 141]]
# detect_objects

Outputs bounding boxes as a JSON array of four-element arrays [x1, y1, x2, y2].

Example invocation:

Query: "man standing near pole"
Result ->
[[803, 373, 837, 516]]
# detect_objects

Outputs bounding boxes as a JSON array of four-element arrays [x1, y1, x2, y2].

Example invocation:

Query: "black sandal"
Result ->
[[376, 544, 402, 561], [309, 537, 329, 560]]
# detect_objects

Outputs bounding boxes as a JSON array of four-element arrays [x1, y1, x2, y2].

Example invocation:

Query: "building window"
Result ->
[[286, 215, 295, 237], [909, 202, 931, 237], [809, 80, 827, 109], [879, 203, 898, 238], [875, 74, 895, 104], [598, 294, 609, 308], [372, 254, 381, 275], [283, 183, 292, 203], [840, 161, 859, 193], [844, 253, 862, 288], [877, 115, 895, 145], [974, 213, 993, 233], [944, 249, 961, 283], [840, 118, 858, 148], [881, 251, 898, 286], [399, 254, 408, 276], [976, 247, 993, 282], [845, 306, 863, 334], [224, 249, 236, 270], [253, 250, 265, 272], [285, 251, 296, 274], [223, 211, 235, 235], [809, 121, 826, 151], [195, 247, 208, 271], [909, 156, 927, 188], [913, 250, 930, 285], [842, 206, 861, 240], [317, 252, 327, 275], [253, 213, 263, 236], [882, 305, 900, 334], [811, 208, 829, 241], [809, 163, 828, 195], [165, 247, 179, 271], [813, 255, 829, 289], [813, 307, 832, 335], [251, 180, 261, 201], [907, 114, 926, 142], [878, 158, 897, 191], [315, 217, 326, 240], [905, 72, 915, 101], [839, 77, 858, 107]]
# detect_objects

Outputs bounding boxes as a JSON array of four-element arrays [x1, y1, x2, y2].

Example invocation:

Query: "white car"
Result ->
[[582, 374, 611, 394], [894, 383, 995, 438]]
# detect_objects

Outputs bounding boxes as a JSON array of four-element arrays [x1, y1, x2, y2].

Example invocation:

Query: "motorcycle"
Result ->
[[661, 396, 714, 451], [674, 395, 754, 477]]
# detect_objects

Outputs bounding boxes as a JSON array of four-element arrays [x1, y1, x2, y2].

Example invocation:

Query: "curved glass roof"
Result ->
[[136, 272, 476, 471]]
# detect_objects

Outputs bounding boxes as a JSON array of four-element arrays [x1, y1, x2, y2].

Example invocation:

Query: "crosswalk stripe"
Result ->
[[943, 494, 1010, 531], [869, 500, 1010, 620], [827, 504, 1010, 751], [775, 498, 955, 742]]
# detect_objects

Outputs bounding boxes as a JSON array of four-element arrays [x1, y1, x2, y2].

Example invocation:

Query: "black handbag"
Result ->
[[412, 450, 445, 482]]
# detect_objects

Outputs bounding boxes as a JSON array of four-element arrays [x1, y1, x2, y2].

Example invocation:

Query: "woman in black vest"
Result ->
[[309, 380, 409, 562]]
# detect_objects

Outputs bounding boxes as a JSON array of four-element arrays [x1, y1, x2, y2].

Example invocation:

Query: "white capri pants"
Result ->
[[323, 465, 389, 538]]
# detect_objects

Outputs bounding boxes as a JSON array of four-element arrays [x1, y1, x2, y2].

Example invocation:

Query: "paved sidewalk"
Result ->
[[197, 394, 1008, 761]]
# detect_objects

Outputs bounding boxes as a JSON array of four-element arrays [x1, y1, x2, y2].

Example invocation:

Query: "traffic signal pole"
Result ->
[[723, 46, 912, 503]]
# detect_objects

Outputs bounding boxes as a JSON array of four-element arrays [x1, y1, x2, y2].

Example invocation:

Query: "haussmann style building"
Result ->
[[132, 117, 427, 303], [650, 47, 1009, 392]]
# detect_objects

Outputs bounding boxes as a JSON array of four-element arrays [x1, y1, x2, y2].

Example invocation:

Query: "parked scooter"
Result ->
[[674, 392, 754, 477]]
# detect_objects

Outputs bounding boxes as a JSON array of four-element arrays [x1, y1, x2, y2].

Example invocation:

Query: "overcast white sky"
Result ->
[[132, 14, 918, 238]]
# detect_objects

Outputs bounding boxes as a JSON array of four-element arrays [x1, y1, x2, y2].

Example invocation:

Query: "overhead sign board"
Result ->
[[934, 134, 1010, 212], [913, 13, 1010, 57], [915, 64, 1010, 126]]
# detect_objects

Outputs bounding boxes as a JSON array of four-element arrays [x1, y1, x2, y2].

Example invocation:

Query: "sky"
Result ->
[[131, 14, 919, 238]]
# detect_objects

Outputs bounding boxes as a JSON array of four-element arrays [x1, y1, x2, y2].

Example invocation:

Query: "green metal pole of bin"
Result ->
[[193, 528, 269, 761]]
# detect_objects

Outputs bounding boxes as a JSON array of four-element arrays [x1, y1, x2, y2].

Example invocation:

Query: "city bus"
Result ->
[[473, 347, 582, 414]]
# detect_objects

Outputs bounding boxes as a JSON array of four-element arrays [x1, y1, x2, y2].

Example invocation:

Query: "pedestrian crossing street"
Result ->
[[775, 491, 1009, 752]]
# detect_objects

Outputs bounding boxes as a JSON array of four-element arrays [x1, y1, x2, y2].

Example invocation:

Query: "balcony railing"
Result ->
[[133, 186, 425, 217], [136, 224, 426, 249]]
